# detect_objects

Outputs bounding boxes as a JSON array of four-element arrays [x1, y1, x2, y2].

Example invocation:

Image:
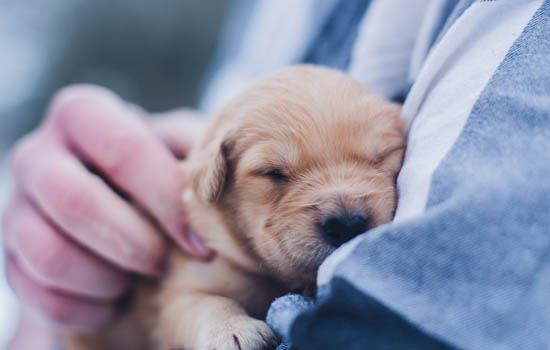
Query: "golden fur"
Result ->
[[69, 65, 405, 350]]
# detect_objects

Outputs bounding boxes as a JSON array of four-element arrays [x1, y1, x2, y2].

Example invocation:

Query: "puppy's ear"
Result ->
[[191, 133, 233, 204], [374, 104, 406, 175], [379, 143, 405, 175]]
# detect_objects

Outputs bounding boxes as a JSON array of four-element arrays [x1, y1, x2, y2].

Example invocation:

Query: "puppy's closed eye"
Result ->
[[262, 168, 288, 181]]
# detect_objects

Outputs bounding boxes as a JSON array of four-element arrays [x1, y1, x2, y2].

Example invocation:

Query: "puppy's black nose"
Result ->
[[320, 214, 369, 247]]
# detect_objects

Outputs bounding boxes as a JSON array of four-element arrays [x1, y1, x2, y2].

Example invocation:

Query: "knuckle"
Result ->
[[4, 258, 72, 326], [29, 236, 67, 284], [9, 211, 68, 283], [38, 168, 91, 221]]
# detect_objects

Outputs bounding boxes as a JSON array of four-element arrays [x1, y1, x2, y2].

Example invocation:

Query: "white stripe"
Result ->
[[348, 0, 431, 99], [394, 0, 543, 222], [408, 0, 452, 84]]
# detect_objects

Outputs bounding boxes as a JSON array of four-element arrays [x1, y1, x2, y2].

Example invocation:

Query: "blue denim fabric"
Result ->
[[267, 1, 550, 349], [302, 0, 372, 70]]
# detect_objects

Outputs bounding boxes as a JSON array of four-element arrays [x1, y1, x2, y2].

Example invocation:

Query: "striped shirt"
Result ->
[[204, 1, 550, 348]]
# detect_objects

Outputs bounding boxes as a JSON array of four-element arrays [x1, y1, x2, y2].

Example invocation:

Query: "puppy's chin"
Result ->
[[256, 227, 335, 288]]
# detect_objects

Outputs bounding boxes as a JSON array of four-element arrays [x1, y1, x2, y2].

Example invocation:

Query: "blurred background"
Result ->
[[0, 0, 237, 346]]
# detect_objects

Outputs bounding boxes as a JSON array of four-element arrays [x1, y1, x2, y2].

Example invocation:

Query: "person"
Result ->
[[3, 0, 550, 349]]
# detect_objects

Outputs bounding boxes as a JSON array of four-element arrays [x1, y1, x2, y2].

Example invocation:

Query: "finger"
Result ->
[[5, 254, 115, 331], [10, 134, 167, 276], [150, 109, 208, 159], [47, 85, 211, 258], [3, 194, 129, 299]]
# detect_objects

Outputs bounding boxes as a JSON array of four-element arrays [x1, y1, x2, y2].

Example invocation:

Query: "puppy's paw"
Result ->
[[200, 316, 278, 350]]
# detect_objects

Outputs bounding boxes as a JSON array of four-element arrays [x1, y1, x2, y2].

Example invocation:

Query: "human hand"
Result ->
[[1, 85, 211, 332]]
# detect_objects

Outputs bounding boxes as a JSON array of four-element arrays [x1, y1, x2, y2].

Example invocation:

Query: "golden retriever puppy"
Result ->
[[69, 65, 405, 350]]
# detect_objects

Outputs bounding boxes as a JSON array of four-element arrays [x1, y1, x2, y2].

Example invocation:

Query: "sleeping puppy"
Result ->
[[69, 65, 405, 350]]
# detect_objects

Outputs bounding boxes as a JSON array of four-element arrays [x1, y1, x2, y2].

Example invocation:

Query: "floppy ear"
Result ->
[[190, 137, 230, 204], [373, 104, 406, 175], [379, 142, 405, 175], [189, 130, 233, 204]]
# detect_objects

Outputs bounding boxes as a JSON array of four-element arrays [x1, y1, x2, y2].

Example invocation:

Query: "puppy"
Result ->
[[69, 65, 405, 350]]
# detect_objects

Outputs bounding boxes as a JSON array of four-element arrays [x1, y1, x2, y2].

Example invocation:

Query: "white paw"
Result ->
[[200, 316, 278, 350]]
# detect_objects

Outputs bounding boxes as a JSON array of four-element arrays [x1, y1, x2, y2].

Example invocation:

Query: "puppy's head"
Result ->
[[186, 65, 404, 286]]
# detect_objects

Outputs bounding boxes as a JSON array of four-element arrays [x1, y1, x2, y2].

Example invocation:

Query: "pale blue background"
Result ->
[[0, 158, 17, 347]]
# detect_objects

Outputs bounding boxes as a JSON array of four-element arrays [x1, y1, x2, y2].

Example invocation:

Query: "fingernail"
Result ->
[[187, 227, 213, 259]]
